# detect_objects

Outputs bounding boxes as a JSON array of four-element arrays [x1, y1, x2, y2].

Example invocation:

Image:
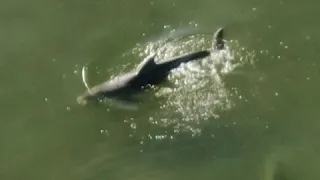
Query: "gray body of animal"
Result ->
[[77, 28, 225, 105]]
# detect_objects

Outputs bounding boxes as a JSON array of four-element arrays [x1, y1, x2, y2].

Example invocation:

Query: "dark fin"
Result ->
[[162, 50, 210, 65], [212, 27, 225, 50], [137, 53, 157, 74]]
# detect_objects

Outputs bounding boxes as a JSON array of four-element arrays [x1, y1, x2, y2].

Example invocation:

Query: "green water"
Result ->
[[1, 0, 320, 179]]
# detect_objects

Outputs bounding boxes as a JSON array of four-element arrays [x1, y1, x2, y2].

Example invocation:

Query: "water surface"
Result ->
[[1, 0, 320, 180]]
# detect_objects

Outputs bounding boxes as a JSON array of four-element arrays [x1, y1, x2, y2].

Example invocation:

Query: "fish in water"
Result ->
[[77, 28, 225, 105]]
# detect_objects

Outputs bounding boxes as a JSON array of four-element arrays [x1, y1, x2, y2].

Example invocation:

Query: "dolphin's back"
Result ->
[[79, 71, 139, 101], [158, 50, 210, 69], [130, 50, 211, 86], [95, 72, 138, 92]]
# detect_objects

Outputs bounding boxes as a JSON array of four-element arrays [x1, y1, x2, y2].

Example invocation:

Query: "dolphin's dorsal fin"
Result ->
[[137, 53, 157, 74]]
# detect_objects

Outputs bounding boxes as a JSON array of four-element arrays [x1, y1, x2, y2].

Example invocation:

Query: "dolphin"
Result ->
[[77, 28, 225, 105]]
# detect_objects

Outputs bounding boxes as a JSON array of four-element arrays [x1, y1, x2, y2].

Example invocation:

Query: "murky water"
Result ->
[[1, 0, 320, 180]]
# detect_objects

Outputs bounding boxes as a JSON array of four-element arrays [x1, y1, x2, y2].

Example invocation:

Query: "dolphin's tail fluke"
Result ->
[[212, 27, 225, 50]]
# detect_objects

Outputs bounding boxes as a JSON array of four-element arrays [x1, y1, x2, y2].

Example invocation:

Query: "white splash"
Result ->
[[129, 30, 256, 134]]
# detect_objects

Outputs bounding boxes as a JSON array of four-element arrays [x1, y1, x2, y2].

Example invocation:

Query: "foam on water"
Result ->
[[77, 25, 257, 136], [128, 28, 256, 135]]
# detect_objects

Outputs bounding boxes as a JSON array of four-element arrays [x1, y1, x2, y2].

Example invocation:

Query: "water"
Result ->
[[1, 0, 320, 179]]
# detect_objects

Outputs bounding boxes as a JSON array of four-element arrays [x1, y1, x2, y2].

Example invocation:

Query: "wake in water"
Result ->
[[79, 24, 256, 135], [127, 27, 256, 135]]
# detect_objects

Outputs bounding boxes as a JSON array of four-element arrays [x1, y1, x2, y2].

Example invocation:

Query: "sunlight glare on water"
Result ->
[[129, 25, 257, 136]]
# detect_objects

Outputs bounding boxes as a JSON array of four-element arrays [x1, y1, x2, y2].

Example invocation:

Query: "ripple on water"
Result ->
[[127, 30, 257, 135]]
